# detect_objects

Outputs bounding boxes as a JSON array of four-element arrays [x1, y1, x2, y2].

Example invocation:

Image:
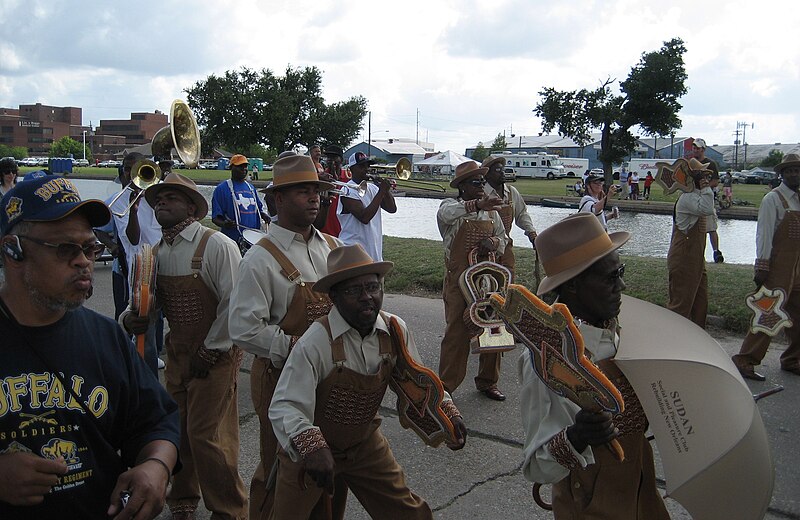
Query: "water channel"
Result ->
[[73, 179, 757, 265]]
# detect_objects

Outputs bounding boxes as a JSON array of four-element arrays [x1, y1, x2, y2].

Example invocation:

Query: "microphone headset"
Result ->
[[1, 235, 23, 262]]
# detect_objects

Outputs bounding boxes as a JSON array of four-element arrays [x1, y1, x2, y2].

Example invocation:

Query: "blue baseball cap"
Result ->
[[1, 174, 111, 235]]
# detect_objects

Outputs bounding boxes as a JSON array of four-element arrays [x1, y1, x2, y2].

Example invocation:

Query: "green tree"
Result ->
[[471, 142, 489, 162], [760, 149, 784, 168], [535, 38, 688, 182], [490, 133, 508, 153], [185, 66, 367, 154], [0, 145, 27, 159], [49, 136, 91, 162]]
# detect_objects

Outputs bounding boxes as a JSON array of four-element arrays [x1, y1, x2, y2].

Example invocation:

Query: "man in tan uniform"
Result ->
[[481, 155, 537, 277], [228, 155, 341, 519], [269, 244, 467, 519], [123, 173, 247, 520], [437, 161, 507, 400], [666, 158, 716, 328], [733, 153, 800, 381]]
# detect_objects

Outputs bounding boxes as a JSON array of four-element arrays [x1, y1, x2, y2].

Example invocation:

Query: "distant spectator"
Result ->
[[619, 167, 630, 199], [573, 178, 584, 196], [643, 172, 654, 199], [252, 162, 259, 180], [0, 157, 18, 197], [629, 171, 640, 200], [721, 171, 733, 204], [579, 173, 619, 231]]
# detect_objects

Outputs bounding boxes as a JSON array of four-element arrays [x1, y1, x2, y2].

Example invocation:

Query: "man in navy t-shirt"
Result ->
[[211, 154, 269, 249], [0, 175, 179, 519]]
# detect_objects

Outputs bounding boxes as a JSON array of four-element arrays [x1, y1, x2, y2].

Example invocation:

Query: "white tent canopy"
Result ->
[[415, 150, 473, 175]]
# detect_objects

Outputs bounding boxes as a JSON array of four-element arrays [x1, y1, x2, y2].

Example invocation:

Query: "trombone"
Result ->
[[368, 157, 445, 192], [108, 159, 161, 217]]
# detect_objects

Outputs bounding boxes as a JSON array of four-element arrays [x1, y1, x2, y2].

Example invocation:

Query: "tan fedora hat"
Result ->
[[144, 172, 208, 218], [262, 155, 334, 193], [481, 155, 505, 170], [450, 160, 488, 188], [775, 153, 800, 175], [313, 244, 394, 294], [534, 212, 630, 295]]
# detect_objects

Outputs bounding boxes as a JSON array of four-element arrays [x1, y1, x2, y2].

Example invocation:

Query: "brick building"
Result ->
[[0, 103, 88, 156]]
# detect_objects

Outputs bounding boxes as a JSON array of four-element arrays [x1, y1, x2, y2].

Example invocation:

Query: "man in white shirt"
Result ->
[[228, 154, 340, 519], [733, 153, 800, 380], [269, 244, 466, 519], [691, 138, 724, 263], [666, 158, 716, 328], [520, 213, 669, 519], [337, 152, 397, 261]]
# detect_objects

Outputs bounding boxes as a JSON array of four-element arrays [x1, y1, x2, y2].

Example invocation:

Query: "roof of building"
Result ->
[[711, 142, 800, 167]]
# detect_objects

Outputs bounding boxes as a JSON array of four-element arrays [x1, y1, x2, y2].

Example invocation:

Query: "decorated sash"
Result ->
[[458, 249, 517, 354], [489, 284, 625, 460], [385, 314, 459, 448]]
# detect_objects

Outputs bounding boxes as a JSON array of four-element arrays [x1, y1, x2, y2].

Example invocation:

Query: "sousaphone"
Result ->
[[151, 99, 201, 168]]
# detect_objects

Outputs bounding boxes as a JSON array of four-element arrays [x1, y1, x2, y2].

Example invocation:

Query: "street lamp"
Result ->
[[82, 130, 87, 160]]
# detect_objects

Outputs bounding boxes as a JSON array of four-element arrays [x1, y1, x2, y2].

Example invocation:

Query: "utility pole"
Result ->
[[367, 111, 372, 158], [734, 121, 754, 170], [416, 109, 419, 145]]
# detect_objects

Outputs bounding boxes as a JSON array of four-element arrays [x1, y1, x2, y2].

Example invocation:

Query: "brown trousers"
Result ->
[[551, 433, 669, 520], [165, 345, 248, 519], [735, 252, 800, 370], [667, 220, 708, 328], [249, 356, 281, 519], [438, 269, 502, 393], [269, 428, 431, 520]]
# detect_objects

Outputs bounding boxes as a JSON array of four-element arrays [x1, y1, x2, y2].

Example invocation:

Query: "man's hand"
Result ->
[[566, 410, 617, 454], [128, 189, 141, 214], [0, 453, 67, 506], [526, 230, 537, 246], [477, 195, 503, 212], [106, 459, 170, 519], [477, 237, 497, 256], [376, 176, 393, 193], [446, 417, 468, 451], [222, 219, 237, 229], [189, 347, 219, 379], [122, 313, 150, 335], [754, 269, 769, 289], [302, 447, 335, 496]]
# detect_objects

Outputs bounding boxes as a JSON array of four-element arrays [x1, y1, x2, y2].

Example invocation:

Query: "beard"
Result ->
[[23, 269, 87, 313]]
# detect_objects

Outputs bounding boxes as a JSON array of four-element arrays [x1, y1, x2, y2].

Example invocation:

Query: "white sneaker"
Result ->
[[157, 357, 166, 369]]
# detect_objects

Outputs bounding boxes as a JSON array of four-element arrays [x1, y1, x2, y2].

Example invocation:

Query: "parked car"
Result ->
[[98, 160, 115, 168], [730, 171, 746, 183], [503, 167, 517, 182], [743, 171, 777, 185], [36, 157, 50, 166], [73, 158, 90, 167], [19, 157, 39, 167]]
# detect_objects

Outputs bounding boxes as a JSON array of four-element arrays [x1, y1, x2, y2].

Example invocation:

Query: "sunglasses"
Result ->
[[609, 263, 625, 283], [18, 235, 105, 261], [468, 178, 486, 187], [337, 282, 383, 298]]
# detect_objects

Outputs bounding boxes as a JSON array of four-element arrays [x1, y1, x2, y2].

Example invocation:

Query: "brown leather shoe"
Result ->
[[737, 363, 766, 381], [482, 385, 506, 401], [781, 365, 800, 376]]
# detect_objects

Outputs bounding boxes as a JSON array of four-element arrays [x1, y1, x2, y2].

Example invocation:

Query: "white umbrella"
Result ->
[[616, 295, 774, 520]]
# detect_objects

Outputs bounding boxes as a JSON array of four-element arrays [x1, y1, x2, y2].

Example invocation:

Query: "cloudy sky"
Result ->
[[1, 0, 797, 153]]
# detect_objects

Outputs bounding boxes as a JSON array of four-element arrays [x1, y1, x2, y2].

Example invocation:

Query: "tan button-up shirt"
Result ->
[[756, 183, 800, 262], [228, 224, 342, 366], [437, 198, 506, 262], [484, 183, 536, 236], [674, 187, 715, 233]]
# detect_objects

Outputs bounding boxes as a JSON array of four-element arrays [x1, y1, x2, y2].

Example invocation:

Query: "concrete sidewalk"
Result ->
[[82, 265, 798, 519]]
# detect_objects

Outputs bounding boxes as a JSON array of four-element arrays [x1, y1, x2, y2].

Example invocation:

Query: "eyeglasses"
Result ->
[[337, 282, 383, 298], [18, 236, 105, 261], [468, 179, 486, 187], [609, 263, 625, 283]]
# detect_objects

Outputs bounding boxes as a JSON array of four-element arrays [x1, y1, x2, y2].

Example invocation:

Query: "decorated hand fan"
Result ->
[[489, 284, 625, 460], [655, 157, 712, 195], [130, 244, 157, 359], [386, 315, 459, 448], [746, 286, 793, 336]]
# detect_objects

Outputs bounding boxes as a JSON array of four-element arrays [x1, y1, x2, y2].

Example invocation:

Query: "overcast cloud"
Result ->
[[1, 0, 797, 152]]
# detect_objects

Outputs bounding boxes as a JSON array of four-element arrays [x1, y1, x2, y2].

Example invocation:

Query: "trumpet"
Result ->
[[109, 159, 162, 217], [369, 157, 445, 192], [330, 180, 368, 197]]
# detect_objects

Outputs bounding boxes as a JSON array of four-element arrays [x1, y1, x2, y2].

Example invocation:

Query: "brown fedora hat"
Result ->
[[775, 153, 800, 174], [144, 172, 208, 218], [313, 244, 394, 294], [534, 212, 630, 295], [450, 160, 488, 188], [481, 155, 505, 170], [262, 155, 334, 193]]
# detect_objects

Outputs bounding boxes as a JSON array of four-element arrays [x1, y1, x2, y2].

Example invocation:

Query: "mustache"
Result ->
[[70, 269, 92, 282]]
